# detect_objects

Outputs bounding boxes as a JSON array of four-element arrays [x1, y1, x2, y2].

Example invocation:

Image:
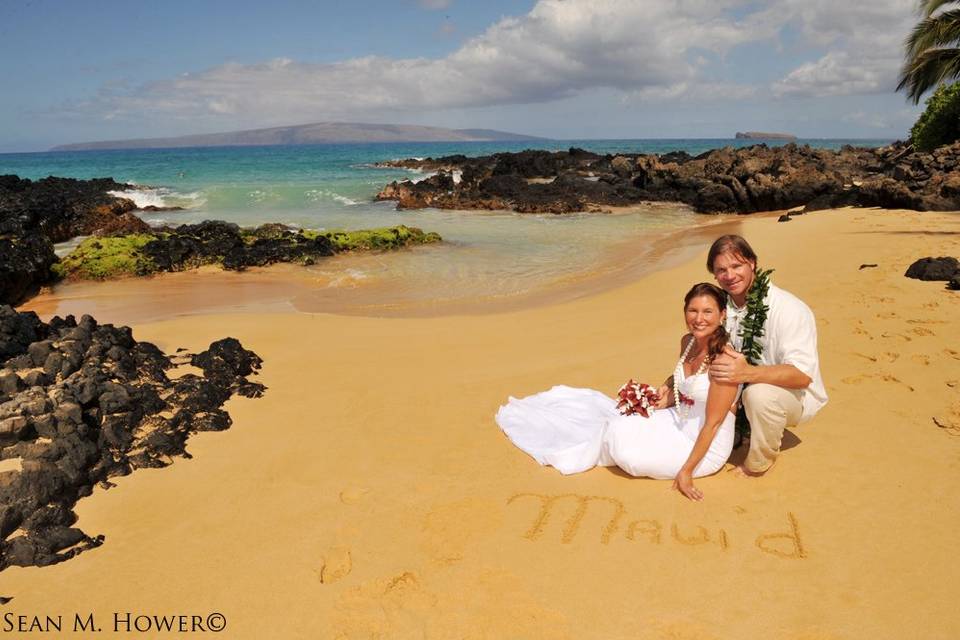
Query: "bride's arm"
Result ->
[[672, 376, 739, 501], [656, 334, 694, 409]]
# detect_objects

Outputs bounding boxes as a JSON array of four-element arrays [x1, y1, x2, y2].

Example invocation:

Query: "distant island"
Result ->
[[51, 122, 547, 151], [735, 131, 798, 141]]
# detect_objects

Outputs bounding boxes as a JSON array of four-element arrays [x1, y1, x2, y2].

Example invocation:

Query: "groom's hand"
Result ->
[[709, 345, 751, 384]]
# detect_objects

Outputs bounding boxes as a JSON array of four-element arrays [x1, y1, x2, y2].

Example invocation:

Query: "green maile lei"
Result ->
[[734, 267, 774, 443]]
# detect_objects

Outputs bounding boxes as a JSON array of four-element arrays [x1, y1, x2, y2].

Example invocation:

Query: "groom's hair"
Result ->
[[706, 235, 758, 272]]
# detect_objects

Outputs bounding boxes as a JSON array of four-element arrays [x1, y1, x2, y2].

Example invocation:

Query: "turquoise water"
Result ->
[[0, 139, 894, 314]]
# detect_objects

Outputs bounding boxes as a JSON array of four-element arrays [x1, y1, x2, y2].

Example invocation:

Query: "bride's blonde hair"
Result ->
[[683, 283, 729, 360]]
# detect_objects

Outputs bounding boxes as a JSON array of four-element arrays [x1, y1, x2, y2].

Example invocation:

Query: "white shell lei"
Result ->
[[674, 338, 708, 418]]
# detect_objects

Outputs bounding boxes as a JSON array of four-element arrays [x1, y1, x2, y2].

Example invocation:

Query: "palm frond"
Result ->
[[897, 47, 960, 102], [905, 9, 960, 56], [919, 0, 960, 18]]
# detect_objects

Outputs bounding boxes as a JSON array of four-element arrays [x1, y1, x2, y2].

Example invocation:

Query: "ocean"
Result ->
[[0, 138, 894, 315]]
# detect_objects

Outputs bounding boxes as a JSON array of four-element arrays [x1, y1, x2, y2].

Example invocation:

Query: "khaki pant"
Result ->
[[742, 384, 804, 473]]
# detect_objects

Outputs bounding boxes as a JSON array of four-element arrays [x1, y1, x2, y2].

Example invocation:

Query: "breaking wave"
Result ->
[[108, 186, 206, 210]]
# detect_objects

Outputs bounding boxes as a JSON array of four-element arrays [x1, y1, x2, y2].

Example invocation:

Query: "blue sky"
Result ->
[[0, 0, 925, 151]]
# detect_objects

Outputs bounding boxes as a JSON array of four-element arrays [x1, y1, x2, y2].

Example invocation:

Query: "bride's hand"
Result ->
[[672, 468, 703, 501], [654, 385, 671, 410]]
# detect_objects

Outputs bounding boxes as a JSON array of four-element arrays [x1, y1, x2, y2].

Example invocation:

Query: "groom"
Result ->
[[706, 235, 827, 476]]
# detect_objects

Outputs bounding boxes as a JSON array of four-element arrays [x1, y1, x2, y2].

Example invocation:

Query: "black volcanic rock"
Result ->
[[375, 141, 960, 215], [0, 175, 142, 306], [904, 257, 960, 281], [0, 305, 265, 571], [141, 221, 337, 272]]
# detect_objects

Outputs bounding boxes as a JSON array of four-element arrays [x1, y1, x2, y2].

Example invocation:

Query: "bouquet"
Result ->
[[616, 379, 660, 417]]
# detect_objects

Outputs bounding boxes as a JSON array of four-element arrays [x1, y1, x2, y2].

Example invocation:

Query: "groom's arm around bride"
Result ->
[[705, 235, 828, 476]]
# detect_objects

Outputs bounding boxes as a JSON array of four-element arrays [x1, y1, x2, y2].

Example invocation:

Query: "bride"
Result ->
[[495, 283, 740, 501]]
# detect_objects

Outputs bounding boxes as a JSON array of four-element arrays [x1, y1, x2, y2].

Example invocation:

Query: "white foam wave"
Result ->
[[409, 169, 461, 184], [329, 269, 369, 287], [108, 187, 205, 210], [248, 189, 270, 203], [304, 189, 359, 206]]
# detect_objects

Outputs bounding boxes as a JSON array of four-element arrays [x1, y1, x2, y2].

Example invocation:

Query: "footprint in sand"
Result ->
[[911, 355, 931, 366], [876, 311, 899, 320], [947, 380, 958, 388], [880, 331, 912, 342], [333, 568, 569, 639], [339, 487, 370, 505], [420, 497, 504, 565], [945, 349, 960, 361], [852, 321, 871, 337], [933, 406, 960, 436], [318, 546, 353, 584], [910, 326, 936, 337], [841, 374, 914, 392], [850, 351, 899, 363]]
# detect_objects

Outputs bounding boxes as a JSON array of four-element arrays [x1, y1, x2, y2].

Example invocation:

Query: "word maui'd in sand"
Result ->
[[507, 492, 806, 559]]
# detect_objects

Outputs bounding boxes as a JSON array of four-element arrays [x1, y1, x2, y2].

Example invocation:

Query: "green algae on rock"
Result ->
[[52, 223, 442, 281], [51, 233, 161, 279], [302, 226, 442, 251]]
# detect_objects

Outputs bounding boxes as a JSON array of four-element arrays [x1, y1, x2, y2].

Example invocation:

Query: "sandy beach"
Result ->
[[5, 207, 960, 639]]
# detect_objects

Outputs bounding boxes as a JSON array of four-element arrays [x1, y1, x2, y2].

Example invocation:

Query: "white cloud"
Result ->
[[418, 0, 452, 8], [770, 0, 915, 97], [63, 0, 776, 127], [57, 0, 919, 127], [772, 51, 898, 97]]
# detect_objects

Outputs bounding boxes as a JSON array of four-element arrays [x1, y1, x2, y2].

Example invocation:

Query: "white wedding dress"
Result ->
[[495, 369, 736, 479]]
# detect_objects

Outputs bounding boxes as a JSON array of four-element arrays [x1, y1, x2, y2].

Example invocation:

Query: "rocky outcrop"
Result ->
[[0, 175, 137, 242], [0, 176, 141, 305], [374, 141, 960, 215], [905, 257, 960, 290], [1, 175, 445, 304], [0, 305, 265, 571], [53, 222, 442, 281]]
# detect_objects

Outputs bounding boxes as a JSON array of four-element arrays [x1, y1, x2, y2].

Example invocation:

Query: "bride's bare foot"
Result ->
[[731, 463, 768, 477]]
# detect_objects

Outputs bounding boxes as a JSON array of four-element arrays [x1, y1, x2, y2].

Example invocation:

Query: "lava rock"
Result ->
[[0, 305, 266, 572], [904, 257, 960, 281], [375, 140, 960, 215]]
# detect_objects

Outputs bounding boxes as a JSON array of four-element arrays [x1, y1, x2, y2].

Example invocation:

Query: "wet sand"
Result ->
[[22, 207, 742, 323], [4, 207, 960, 639]]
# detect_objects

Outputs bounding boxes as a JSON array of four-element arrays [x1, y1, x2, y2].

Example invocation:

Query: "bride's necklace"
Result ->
[[673, 338, 708, 418]]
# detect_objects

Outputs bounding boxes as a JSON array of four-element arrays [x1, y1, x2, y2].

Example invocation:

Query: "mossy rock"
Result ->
[[52, 224, 442, 281], [302, 225, 442, 251], [52, 234, 159, 280]]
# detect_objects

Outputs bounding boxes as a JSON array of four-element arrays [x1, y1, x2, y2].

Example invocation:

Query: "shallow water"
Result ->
[[2, 139, 891, 317]]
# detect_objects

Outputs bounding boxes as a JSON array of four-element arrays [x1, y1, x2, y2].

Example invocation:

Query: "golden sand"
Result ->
[[4, 207, 960, 639]]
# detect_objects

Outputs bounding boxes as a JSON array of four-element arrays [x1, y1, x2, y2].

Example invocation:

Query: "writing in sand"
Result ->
[[508, 492, 806, 560]]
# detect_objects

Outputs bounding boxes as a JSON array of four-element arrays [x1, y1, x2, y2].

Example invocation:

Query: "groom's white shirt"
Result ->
[[725, 283, 827, 423]]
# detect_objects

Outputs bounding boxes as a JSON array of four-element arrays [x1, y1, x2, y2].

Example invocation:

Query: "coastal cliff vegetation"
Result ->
[[898, 0, 960, 149]]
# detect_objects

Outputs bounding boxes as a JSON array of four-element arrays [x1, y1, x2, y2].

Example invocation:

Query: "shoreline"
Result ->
[[3, 207, 960, 638], [20, 206, 746, 324]]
